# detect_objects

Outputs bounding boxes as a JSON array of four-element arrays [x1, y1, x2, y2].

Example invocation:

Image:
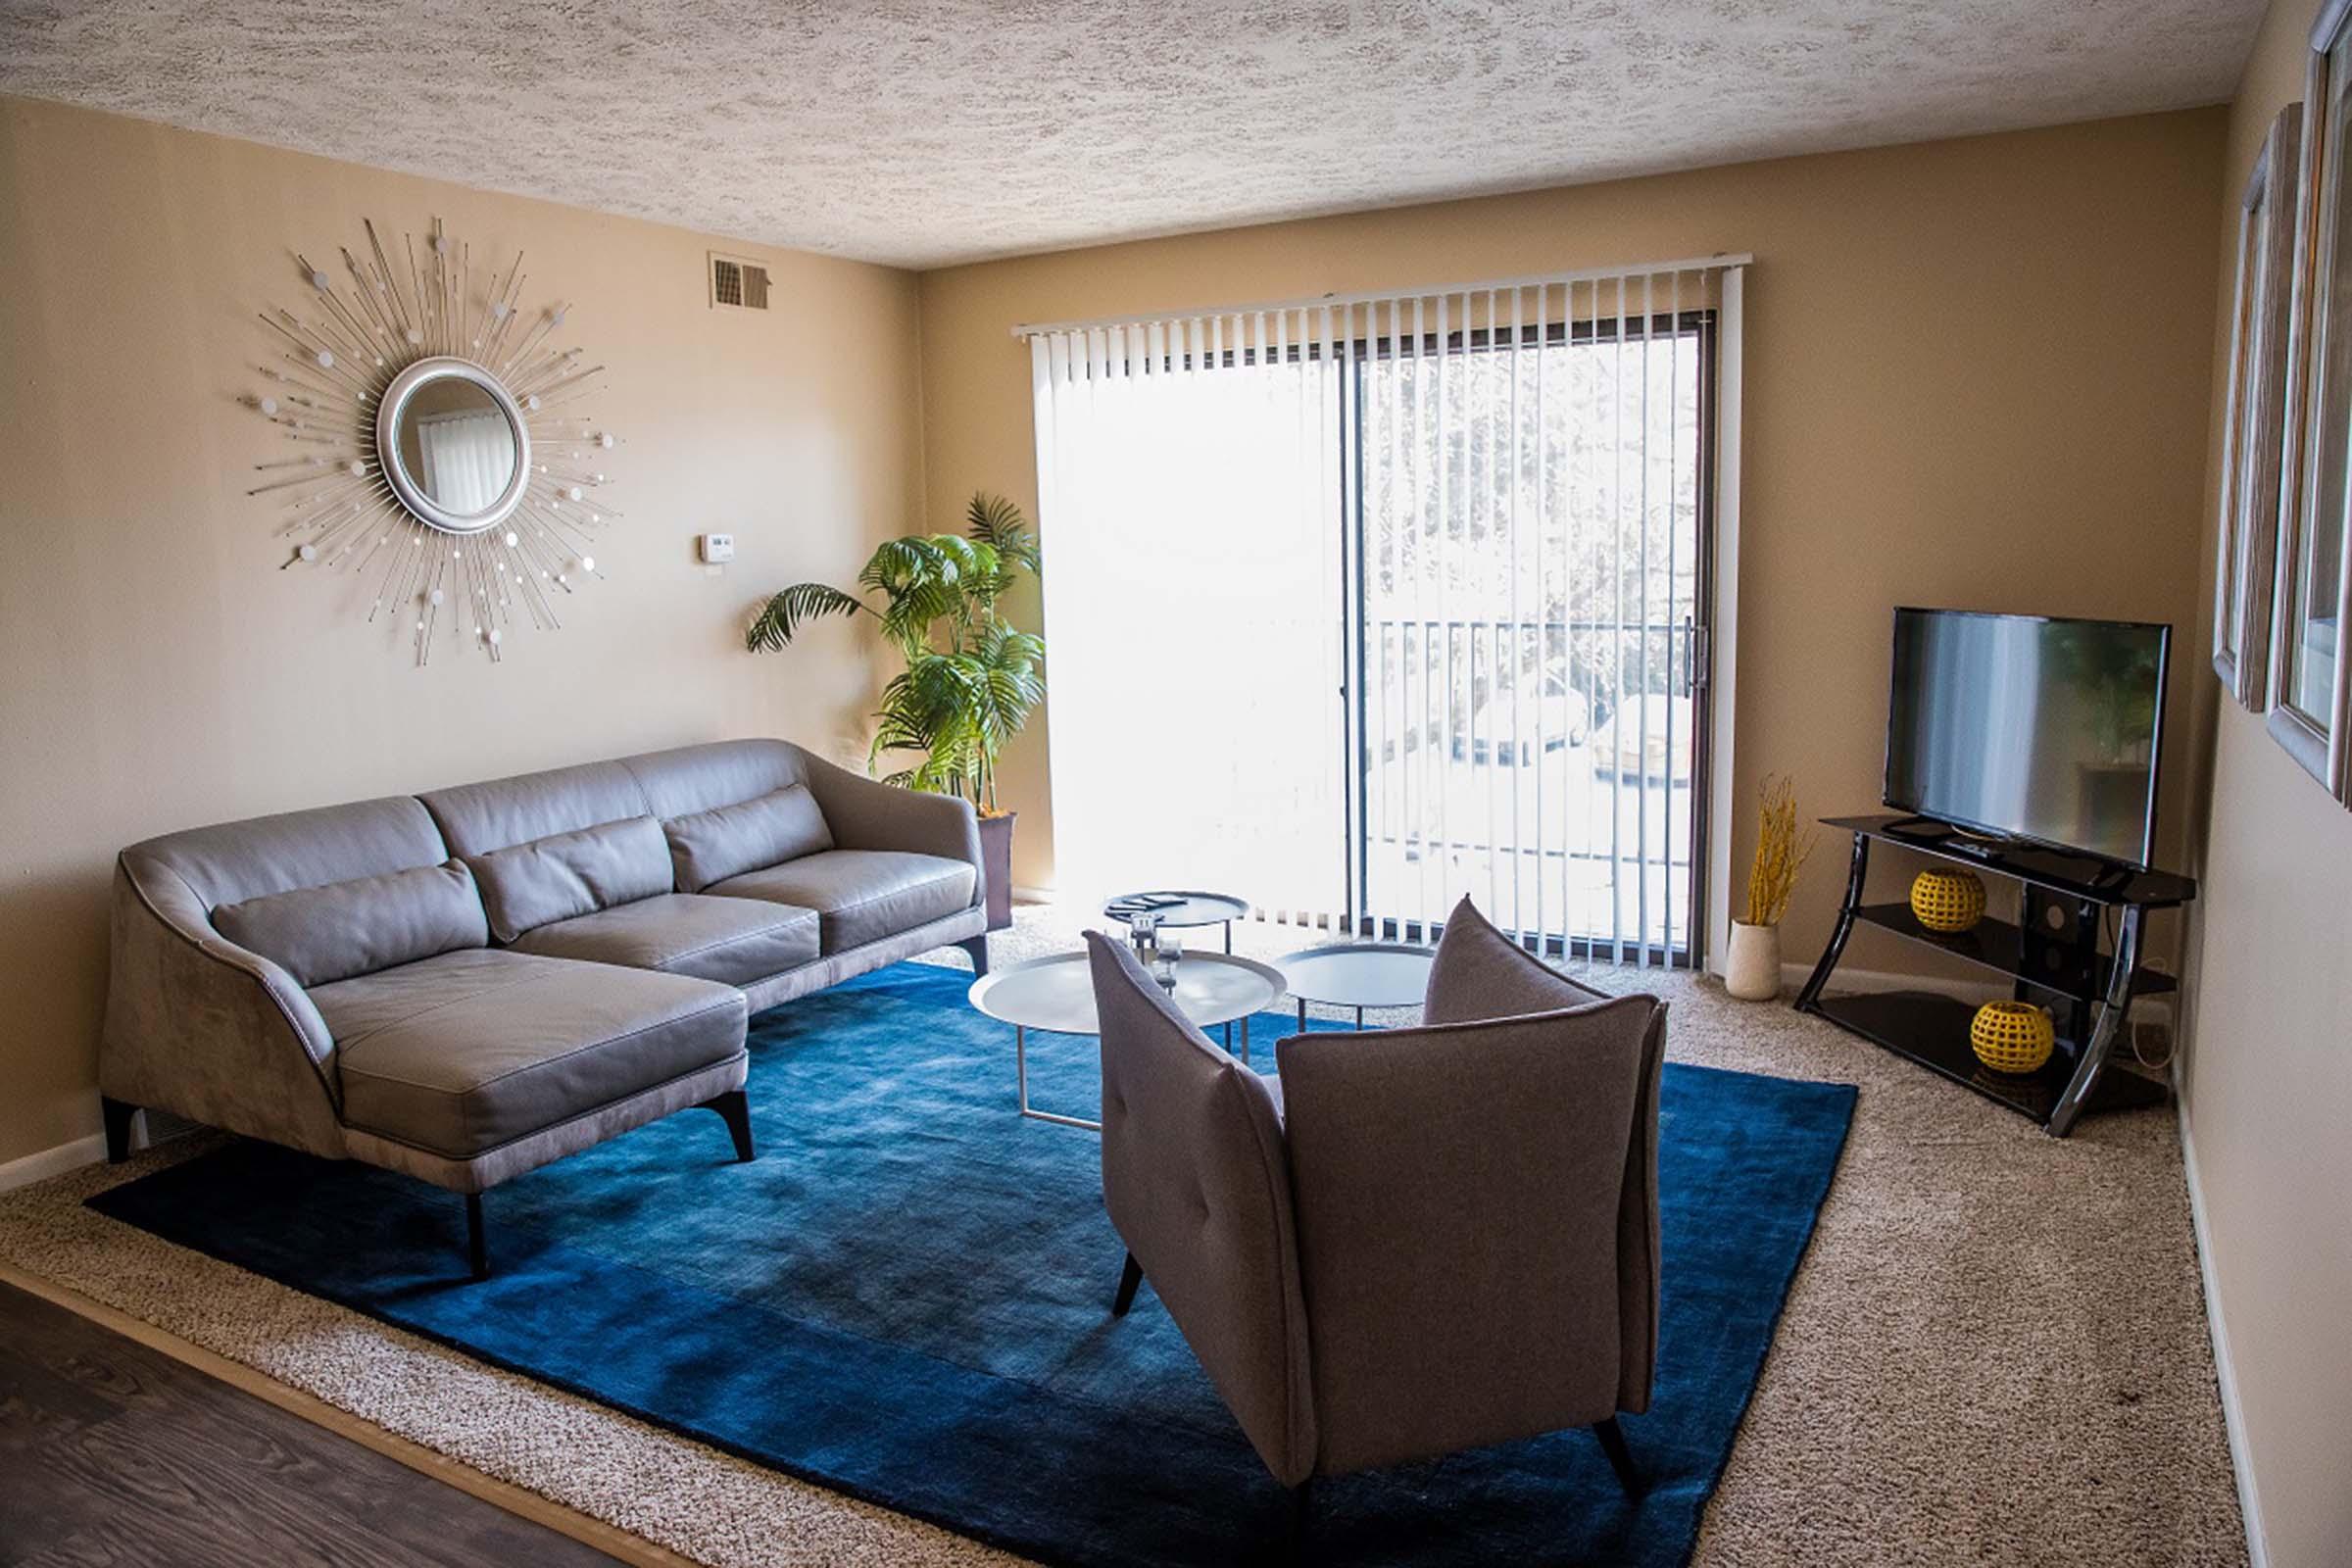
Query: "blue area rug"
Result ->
[[90, 960, 1854, 1567]]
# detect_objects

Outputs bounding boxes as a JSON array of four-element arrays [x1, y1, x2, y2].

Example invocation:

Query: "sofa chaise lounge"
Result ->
[[99, 738, 988, 1277]]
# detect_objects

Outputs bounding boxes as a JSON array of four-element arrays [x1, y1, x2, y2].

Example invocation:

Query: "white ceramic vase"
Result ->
[[1725, 919, 1782, 1002]]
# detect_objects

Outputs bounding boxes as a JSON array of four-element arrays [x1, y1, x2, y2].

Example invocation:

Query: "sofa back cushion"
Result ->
[[663, 785, 834, 893], [466, 814, 674, 943], [212, 860, 488, 987], [417, 759, 651, 858], [618, 739, 814, 820], [124, 796, 452, 911]]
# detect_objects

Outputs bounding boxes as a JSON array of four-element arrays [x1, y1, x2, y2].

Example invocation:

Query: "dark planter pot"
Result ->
[[976, 810, 1016, 932]]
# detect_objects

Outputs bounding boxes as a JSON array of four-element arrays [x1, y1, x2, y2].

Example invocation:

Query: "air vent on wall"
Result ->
[[710, 254, 770, 311]]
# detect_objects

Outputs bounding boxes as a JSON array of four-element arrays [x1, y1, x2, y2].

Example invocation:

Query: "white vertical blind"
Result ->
[[1025, 256, 1744, 961], [1029, 308, 1348, 921]]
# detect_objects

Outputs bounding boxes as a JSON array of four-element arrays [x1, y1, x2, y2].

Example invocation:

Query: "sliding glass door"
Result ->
[[1028, 267, 1726, 968], [1350, 298, 1714, 965]]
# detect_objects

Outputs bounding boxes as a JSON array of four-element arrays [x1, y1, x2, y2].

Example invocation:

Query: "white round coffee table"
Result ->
[[1277, 942, 1436, 1030], [968, 950, 1285, 1130]]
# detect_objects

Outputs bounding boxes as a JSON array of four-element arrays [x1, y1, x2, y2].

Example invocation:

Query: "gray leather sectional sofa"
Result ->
[[98, 738, 988, 1277]]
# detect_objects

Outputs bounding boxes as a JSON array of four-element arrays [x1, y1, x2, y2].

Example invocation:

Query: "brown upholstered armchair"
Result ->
[[1083, 897, 1666, 1528]]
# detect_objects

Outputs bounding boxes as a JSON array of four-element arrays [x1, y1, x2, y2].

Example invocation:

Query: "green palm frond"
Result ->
[[985, 665, 1043, 723], [973, 625, 1043, 712], [978, 622, 1045, 667], [875, 573, 965, 654], [856, 536, 942, 595], [871, 657, 977, 757], [908, 654, 991, 728], [928, 534, 983, 577], [745, 582, 869, 652], [966, 493, 1040, 575]]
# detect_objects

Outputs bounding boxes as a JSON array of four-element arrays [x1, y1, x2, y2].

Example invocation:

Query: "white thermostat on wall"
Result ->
[[698, 532, 736, 564]]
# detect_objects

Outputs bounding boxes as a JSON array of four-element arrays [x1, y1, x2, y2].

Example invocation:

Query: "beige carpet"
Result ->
[[0, 905, 2247, 1566]]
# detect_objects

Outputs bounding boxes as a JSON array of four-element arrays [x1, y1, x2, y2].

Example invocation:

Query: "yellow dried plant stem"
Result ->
[[1744, 774, 1816, 927]]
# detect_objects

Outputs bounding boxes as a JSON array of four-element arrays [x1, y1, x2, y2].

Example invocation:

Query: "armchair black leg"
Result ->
[[1111, 1250, 1145, 1316], [465, 1192, 489, 1282], [1289, 1477, 1314, 1550], [957, 935, 991, 976], [1593, 1416, 1642, 1494], [701, 1089, 755, 1162], [100, 1097, 137, 1164]]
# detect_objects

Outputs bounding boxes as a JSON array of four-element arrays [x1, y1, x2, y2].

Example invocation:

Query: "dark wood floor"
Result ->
[[0, 1282, 622, 1567]]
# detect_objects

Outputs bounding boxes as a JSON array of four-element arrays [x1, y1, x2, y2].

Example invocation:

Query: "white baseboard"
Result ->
[[0, 1132, 107, 1195], [2176, 1094, 2269, 1568]]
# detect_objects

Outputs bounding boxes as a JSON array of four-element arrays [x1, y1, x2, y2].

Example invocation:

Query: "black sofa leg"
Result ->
[[1112, 1250, 1144, 1316], [957, 935, 990, 976], [702, 1090, 755, 1162], [1593, 1416, 1641, 1494], [100, 1097, 137, 1164], [1289, 1477, 1314, 1550], [466, 1192, 489, 1282]]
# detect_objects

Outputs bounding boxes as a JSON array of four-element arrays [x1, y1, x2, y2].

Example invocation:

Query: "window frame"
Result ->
[[2215, 103, 2300, 710], [2271, 0, 2352, 796]]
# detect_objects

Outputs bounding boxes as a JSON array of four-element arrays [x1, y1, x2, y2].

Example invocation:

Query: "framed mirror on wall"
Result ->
[[246, 216, 617, 667], [2216, 103, 2300, 710], [2273, 0, 2352, 796], [377, 358, 532, 534]]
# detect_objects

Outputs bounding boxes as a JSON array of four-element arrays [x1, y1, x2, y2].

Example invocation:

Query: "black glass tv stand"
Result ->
[[1794, 815, 2197, 1137]]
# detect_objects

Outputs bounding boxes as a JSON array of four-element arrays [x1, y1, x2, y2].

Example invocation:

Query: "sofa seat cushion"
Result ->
[[313, 950, 747, 1160], [509, 894, 819, 986], [708, 849, 975, 954]]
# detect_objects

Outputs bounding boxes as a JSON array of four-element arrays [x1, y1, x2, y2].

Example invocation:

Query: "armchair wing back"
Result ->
[[1084, 933, 1316, 1487]]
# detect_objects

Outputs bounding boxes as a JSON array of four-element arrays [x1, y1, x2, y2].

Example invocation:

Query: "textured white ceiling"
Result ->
[[0, 1, 2265, 270]]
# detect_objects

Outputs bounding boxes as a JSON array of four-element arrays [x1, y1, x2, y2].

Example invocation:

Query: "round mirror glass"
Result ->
[[388, 374, 520, 523]]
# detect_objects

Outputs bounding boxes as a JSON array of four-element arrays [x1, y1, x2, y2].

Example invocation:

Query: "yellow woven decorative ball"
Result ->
[[1910, 868, 1986, 933], [1971, 1000, 2055, 1075]]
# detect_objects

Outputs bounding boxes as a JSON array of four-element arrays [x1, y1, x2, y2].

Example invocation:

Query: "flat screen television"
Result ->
[[1884, 609, 2170, 867]]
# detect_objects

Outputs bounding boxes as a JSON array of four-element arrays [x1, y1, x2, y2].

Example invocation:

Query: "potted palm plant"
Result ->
[[747, 493, 1044, 930]]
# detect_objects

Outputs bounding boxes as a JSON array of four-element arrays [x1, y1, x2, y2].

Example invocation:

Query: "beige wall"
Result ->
[[0, 95, 922, 1168], [917, 113, 2227, 966], [2183, 2, 2352, 1563]]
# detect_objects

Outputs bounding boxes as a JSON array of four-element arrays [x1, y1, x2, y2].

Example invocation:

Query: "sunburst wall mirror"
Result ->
[[247, 217, 618, 663]]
